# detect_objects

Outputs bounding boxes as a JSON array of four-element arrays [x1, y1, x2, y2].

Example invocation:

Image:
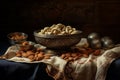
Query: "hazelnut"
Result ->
[[26, 51, 34, 56], [28, 55, 35, 61], [22, 52, 28, 57]]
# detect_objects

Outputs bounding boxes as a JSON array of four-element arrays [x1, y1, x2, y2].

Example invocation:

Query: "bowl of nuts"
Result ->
[[7, 32, 28, 45], [33, 23, 82, 49]]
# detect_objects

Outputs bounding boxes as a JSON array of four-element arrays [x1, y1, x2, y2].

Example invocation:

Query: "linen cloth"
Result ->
[[45, 46, 120, 80], [1, 43, 120, 80]]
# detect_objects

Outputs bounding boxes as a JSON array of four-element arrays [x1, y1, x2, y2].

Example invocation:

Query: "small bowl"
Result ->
[[33, 30, 82, 49], [7, 32, 28, 45]]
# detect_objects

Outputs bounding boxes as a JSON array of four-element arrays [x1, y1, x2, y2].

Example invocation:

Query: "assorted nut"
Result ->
[[7, 32, 28, 45], [4, 26, 114, 62], [2, 41, 101, 62], [8, 32, 27, 41], [38, 23, 79, 35], [15, 41, 52, 61], [1, 40, 101, 62], [60, 47, 101, 62]]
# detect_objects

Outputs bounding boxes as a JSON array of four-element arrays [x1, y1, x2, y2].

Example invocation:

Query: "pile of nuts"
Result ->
[[14, 41, 101, 62], [38, 23, 79, 35], [9, 32, 27, 41], [60, 47, 101, 62], [15, 41, 51, 61], [1, 41, 101, 62]]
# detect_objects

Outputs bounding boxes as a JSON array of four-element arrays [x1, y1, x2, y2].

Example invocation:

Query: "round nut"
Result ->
[[22, 52, 28, 57]]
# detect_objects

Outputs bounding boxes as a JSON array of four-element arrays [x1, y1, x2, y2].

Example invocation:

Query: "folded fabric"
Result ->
[[2, 43, 120, 80], [46, 46, 120, 80]]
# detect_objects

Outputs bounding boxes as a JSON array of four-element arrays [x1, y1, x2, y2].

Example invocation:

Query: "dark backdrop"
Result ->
[[0, 0, 120, 43]]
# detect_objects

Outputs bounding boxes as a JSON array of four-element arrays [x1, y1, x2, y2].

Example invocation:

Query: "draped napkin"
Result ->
[[45, 46, 120, 80], [2, 41, 120, 80]]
